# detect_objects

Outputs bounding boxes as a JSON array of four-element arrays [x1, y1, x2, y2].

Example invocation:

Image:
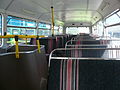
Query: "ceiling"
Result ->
[[0, 0, 120, 26]]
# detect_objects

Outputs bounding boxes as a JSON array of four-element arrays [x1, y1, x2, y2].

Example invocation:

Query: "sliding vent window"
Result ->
[[7, 16, 36, 44], [105, 13, 120, 26], [66, 27, 90, 35], [0, 14, 2, 46], [7, 16, 36, 27], [104, 10, 120, 39]]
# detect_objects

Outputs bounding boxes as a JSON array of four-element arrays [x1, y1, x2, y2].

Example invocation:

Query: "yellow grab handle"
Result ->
[[51, 6, 55, 36], [15, 41, 19, 58], [37, 40, 41, 53], [26, 38, 27, 44], [0, 35, 45, 38], [15, 36, 19, 58], [36, 36, 41, 53]]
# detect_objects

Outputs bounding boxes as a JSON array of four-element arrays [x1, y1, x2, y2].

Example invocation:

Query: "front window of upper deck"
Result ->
[[66, 27, 90, 35]]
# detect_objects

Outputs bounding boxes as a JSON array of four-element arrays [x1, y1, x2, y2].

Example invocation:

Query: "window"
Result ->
[[117, 11, 120, 16], [7, 16, 37, 44], [38, 23, 51, 36], [105, 26, 120, 39], [39, 29, 52, 36], [92, 21, 104, 36], [39, 22, 50, 29], [54, 26, 63, 35], [7, 16, 36, 27], [54, 26, 59, 35], [105, 13, 120, 26], [0, 14, 2, 46], [66, 27, 90, 35], [104, 10, 120, 38]]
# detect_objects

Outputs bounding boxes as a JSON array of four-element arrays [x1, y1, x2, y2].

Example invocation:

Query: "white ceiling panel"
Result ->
[[54, 0, 88, 10], [0, 0, 119, 25], [7, 0, 51, 19], [98, 0, 120, 18], [0, 0, 13, 10], [88, 0, 103, 10]]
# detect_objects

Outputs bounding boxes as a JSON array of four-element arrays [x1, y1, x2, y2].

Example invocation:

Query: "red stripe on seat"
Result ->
[[66, 60, 72, 90]]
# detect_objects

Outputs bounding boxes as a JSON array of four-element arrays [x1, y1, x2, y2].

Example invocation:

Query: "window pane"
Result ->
[[38, 29, 52, 36], [39, 22, 50, 29], [7, 27, 35, 44], [53, 26, 63, 35], [59, 26, 63, 35], [117, 11, 120, 16], [38, 23, 51, 36], [92, 21, 104, 36], [66, 27, 90, 35], [7, 16, 36, 27], [7, 16, 37, 45], [54, 26, 59, 35], [105, 14, 120, 26], [0, 14, 2, 46], [105, 25, 120, 39]]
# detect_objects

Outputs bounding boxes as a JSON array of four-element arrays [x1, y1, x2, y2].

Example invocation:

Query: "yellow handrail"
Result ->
[[26, 38, 27, 44], [0, 35, 45, 58], [36, 40, 41, 53], [15, 41, 19, 58], [51, 6, 55, 36], [36, 36, 41, 53], [14, 36, 19, 58], [0, 35, 45, 38]]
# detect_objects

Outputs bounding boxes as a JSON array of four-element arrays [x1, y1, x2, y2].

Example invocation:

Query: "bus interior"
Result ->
[[0, 0, 120, 90]]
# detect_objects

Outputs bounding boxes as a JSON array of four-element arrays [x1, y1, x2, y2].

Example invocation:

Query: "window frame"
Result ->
[[0, 13, 3, 47], [104, 9, 120, 26], [7, 15, 37, 28]]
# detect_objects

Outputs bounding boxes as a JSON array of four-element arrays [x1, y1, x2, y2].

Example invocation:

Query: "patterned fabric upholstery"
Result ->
[[48, 59, 120, 90]]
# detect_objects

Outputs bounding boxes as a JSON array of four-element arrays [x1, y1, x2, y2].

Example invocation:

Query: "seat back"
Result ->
[[48, 59, 120, 90]]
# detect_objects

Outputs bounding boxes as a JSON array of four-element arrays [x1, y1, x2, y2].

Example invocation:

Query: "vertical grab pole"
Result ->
[[26, 35, 27, 45], [15, 36, 19, 58], [36, 36, 41, 53], [25, 28, 27, 45], [51, 6, 55, 36]]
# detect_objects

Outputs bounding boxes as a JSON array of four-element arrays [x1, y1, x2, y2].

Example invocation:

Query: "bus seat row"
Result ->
[[0, 45, 48, 90], [30, 35, 76, 54], [48, 34, 120, 90], [48, 59, 120, 90]]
